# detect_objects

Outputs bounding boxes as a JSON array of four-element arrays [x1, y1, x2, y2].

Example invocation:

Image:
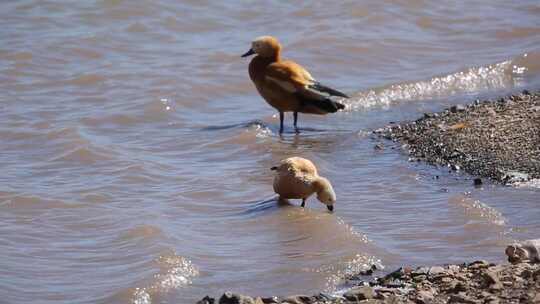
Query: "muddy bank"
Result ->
[[374, 90, 540, 183], [196, 260, 540, 304]]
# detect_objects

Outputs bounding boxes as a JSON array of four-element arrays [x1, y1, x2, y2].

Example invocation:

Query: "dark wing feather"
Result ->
[[295, 93, 345, 114], [308, 82, 349, 98]]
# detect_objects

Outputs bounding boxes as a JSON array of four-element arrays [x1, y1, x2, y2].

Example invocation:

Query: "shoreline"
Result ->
[[374, 90, 540, 184], [197, 260, 540, 304]]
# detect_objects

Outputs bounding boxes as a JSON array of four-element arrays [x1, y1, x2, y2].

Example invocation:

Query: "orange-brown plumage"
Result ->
[[242, 36, 348, 133], [270, 157, 336, 211]]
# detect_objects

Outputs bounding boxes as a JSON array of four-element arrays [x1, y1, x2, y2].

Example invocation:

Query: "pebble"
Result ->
[[416, 290, 434, 304], [197, 296, 215, 304], [450, 104, 466, 113], [343, 286, 375, 302], [449, 293, 479, 304], [281, 295, 313, 304], [219, 292, 255, 304]]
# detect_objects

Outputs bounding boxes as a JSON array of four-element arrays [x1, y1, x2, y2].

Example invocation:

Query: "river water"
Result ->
[[1, 1, 540, 303]]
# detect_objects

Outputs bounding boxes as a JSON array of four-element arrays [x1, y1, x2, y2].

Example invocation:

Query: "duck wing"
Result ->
[[265, 60, 347, 113]]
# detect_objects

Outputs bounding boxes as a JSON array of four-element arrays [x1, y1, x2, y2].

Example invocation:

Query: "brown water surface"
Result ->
[[1, 1, 540, 303]]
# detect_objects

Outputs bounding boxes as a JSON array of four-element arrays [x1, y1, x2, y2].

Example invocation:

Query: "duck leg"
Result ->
[[301, 198, 306, 208], [279, 111, 284, 134], [293, 111, 299, 133]]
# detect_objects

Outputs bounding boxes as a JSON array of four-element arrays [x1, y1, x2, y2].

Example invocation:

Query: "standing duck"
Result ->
[[242, 36, 348, 134]]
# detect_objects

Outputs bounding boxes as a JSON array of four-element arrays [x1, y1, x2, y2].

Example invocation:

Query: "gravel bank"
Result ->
[[374, 90, 540, 183], [196, 261, 540, 304]]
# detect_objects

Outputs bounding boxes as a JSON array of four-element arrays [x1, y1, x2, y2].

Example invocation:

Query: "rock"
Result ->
[[412, 266, 431, 276], [482, 271, 503, 290], [219, 292, 255, 304], [385, 267, 412, 280], [281, 295, 314, 304], [253, 298, 265, 304], [314, 293, 336, 302], [450, 281, 468, 293], [438, 276, 453, 284], [416, 290, 434, 304], [428, 266, 446, 276], [468, 260, 489, 269], [484, 295, 500, 304], [260, 297, 280, 304], [502, 170, 530, 183], [505, 239, 540, 263], [486, 107, 497, 116], [447, 265, 461, 274], [374, 143, 385, 150], [473, 178, 482, 186], [450, 104, 466, 113], [343, 286, 375, 302], [197, 296, 216, 304], [449, 293, 479, 304]]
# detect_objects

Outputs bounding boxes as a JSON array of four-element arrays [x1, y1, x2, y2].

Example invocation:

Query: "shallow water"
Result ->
[[1, 1, 540, 303]]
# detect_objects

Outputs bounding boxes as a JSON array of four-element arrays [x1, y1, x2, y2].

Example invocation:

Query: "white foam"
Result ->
[[514, 179, 540, 189], [345, 58, 525, 110], [450, 195, 506, 226], [131, 254, 199, 304]]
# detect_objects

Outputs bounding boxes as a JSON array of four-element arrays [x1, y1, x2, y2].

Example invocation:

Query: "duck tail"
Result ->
[[296, 94, 345, 114], [309, 82, 349, 98]]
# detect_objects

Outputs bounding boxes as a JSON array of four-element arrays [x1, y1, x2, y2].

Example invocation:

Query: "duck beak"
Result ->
[[241, 48, 255, 58], [327, 205, 334, 212]]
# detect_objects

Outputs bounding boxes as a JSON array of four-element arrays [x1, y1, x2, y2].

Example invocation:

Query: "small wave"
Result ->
[[46, 127, 90, 145], [200, 120, 273, 146], [142, 98, 176, 119], [202, 119, 270, 132], [131, 253, 198, 304], [119, 225, 165, 243], [345, 55, 528, 110], [0, 195, 81, 215], [513, 179, 540, 189], [132, 288, 151, 304], [449, 194, 506, 226], [314, 254, 384, 294], [68, 74, 106, 86], [236, 196, 281, 218], [126, 22, 149, 33], [81, 114, 141, 127], [50, 146, 114, 164], [5, 51, 33, 61]]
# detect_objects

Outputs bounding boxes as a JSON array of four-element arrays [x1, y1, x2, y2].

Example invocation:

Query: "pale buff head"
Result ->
[[313, 177, 336, 211], [241, 36, 281, 58]]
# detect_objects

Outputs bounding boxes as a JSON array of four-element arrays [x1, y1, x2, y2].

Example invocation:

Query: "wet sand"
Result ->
[[375, 90, 540, 184]]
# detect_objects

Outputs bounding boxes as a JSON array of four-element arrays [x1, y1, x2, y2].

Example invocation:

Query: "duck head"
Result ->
[[242, 36, 281, 59], [313, 177, 336, 212]]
